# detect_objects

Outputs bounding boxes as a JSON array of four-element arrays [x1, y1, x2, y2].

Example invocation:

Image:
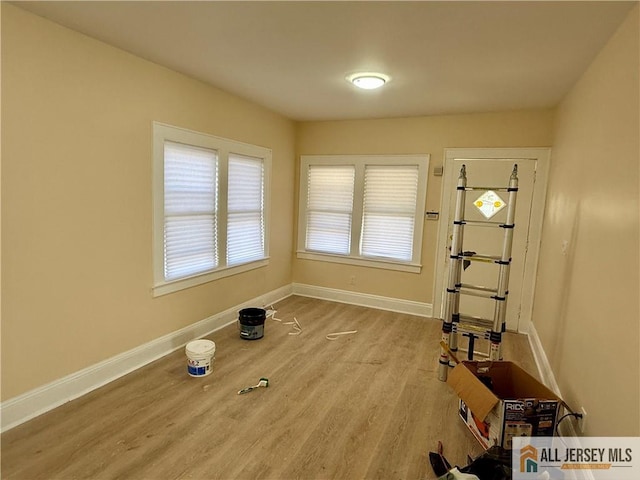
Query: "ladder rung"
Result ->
[[462, 252, 500, 260], [458, 314, 494, 328], [459, 288, 496, 299], [453, 323, 491, 337], [460, 254, 501, 263], [460, 283, 498, 293], [460, 220, 503, 228], [463, 187, 511, 192]]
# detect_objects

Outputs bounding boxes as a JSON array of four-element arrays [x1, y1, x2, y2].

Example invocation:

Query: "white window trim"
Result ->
[[297, 154, 430, 273], [152, 122, 271, 297]]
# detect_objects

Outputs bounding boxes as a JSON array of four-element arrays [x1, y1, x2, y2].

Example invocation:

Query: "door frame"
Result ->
[[432, 148, 551, 333]]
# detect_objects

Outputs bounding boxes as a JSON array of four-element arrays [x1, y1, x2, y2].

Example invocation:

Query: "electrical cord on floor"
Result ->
[[555, 411, 583, 437]]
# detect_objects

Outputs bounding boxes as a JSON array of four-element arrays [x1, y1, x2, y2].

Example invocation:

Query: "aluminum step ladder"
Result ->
[[438, 164, 519, 381]]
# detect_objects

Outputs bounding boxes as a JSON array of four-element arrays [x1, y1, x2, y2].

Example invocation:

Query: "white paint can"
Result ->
[[185, 339, 216, 377]]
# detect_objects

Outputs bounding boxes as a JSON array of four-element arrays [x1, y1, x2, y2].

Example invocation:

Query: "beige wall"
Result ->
[[295, 111, 554, 302], [1, 5, 296, 400], [533, 6, 639, 435], [3, 2, 637, 440]]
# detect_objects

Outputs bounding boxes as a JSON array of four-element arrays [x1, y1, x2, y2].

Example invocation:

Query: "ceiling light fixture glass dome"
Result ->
[[347, 72, 390, 90]]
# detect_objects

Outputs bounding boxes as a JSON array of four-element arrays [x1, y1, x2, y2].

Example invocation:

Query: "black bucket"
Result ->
[[238, 307, 266, 340]]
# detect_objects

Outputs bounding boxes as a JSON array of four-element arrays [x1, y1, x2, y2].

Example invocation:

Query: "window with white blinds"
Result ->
[[164, 142, 218, 280], [361, 165, 419, 261], [305, 165, 355, 255], [297, 155, 429, 273], [227, 154, 265, 266], [153, 123, 271, 296]]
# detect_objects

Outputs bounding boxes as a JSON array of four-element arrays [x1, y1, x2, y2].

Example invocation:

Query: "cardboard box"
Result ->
[[447, 361, 562, 450]]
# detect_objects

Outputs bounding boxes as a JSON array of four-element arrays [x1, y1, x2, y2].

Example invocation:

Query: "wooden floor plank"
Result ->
[[1, 296, 539, 479]]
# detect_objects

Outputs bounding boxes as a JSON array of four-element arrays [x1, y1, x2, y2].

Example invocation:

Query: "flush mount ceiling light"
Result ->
[[347, 72, 390, 90]]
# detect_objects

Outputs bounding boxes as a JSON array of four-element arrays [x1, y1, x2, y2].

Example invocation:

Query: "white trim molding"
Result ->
[[292, 283, 432, 318], [528, 322, 578, 437], [0, 284, 292, 433], [1, 283, 434, 432], [528, 322, 562, 395]]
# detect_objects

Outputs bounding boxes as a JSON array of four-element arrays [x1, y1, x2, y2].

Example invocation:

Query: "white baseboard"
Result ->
[[0, 284, 292, 433], [527, 322, 561, 396], [292, 283, 432, 318], [1, 284, 429, 432], [527, 322, 578, 437], [2, 283, 576, 438]]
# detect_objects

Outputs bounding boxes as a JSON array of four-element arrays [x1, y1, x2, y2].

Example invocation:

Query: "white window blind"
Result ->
[[305, 165, 355, 255], [360, 165, 419, 261], [164, 141, 218, 280], [297, 154, 428, 273], [227, 154, 265, 266], [154, 123, 271, 296]]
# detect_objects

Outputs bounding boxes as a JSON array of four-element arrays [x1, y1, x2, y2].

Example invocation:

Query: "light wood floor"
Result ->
[[1, 296, 538, 479]]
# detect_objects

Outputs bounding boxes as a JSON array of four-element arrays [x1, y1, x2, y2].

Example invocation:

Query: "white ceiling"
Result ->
[[14, 1, 635, 121]]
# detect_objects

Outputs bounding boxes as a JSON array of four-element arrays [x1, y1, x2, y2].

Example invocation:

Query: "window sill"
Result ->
[[152, 258, 269, 297], [296, 251, 421, 273]]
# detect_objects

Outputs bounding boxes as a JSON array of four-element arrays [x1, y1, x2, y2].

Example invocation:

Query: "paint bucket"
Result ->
[[185, 339, 216, 377], [238, 307, 266, 340]]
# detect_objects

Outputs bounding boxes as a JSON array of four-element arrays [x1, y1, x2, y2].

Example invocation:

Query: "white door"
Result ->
[[433, 148, 550, 333]]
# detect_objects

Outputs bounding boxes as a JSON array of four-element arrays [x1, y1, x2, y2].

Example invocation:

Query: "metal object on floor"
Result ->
[[237, 377, 269, 395]]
